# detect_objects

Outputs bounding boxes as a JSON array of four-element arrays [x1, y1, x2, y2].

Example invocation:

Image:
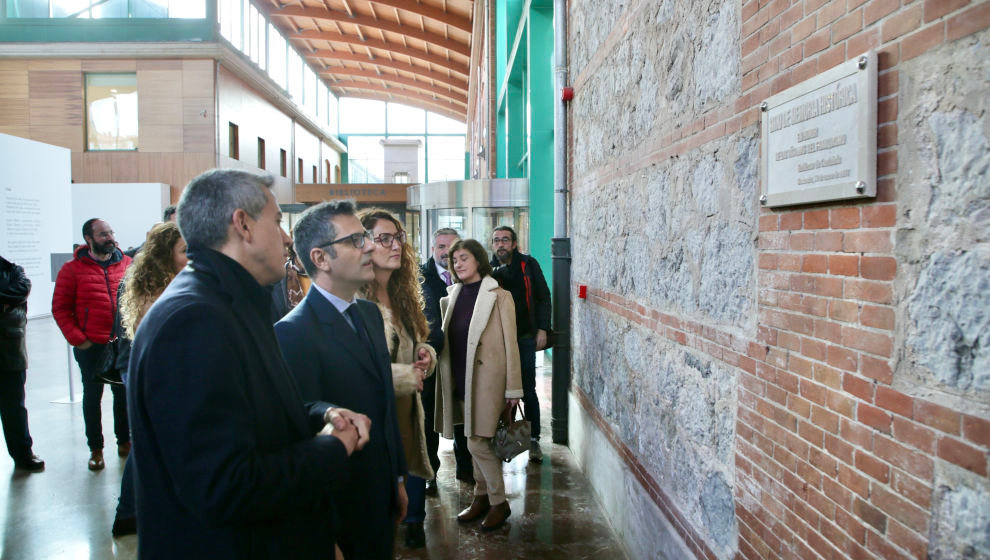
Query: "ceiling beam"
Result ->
[[330, 81, 467, 108], [291, 34, 468, 76], [320, 65, 468, 95], [325, 74, 467, 105], [272, 6, 470, 58], [305, 48, 467, 81], [334, 91, 465, 123], [368, 0, 472, 33]]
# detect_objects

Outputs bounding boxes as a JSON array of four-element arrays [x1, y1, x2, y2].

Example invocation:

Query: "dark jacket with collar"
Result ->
[[275, 288, 407, 559], [127, 246, 348, 560], [419, 257, 448, 354], [0, 257, 30, 372], [491, 249, 551, 338]]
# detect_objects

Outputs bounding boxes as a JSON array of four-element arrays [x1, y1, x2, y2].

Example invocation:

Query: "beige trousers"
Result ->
[[467, 436, 506, 505]]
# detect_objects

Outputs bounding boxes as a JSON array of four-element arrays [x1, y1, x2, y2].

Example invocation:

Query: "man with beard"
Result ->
[[490, 226, 551, 463], [52, 218, 132, 471], [419, 228, 474, 487]]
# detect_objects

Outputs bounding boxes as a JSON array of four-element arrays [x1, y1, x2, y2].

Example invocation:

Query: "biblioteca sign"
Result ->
[[760, 50, 877, 207]]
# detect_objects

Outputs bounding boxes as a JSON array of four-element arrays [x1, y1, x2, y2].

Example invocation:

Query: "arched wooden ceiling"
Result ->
[[264, 0, 474, 123]]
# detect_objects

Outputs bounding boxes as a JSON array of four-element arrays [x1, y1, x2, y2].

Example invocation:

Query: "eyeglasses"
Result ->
[[374, 231, 406, 247], [492, 236, 513, 244], [319, 230, 374, 250]]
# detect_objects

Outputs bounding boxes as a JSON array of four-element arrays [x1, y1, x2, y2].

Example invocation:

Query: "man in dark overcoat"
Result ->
[[276, 199, 408, 559], [0, 256, 43, 472], [127, 169, 368, 559]]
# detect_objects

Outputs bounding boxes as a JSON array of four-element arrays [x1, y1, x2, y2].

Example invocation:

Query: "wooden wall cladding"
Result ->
[[0, 58, 218, 196]]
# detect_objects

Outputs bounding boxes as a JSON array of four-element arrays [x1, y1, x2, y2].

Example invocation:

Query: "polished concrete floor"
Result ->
[[2, 317, 625, 559]]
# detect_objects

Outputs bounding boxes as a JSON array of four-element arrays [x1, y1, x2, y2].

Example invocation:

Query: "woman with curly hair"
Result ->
[[120, 221, 187, 338], [111, 220, 186, 538], [357, 208, 436, 549]]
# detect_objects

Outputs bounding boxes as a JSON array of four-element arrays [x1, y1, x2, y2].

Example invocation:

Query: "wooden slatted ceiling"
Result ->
[[265, 0, 473, 122]]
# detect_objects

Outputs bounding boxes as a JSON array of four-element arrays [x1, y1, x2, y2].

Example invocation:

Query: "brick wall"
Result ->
[[567, 0, 990, 558]]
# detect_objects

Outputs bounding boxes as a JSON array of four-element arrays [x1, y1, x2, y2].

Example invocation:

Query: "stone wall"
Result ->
[[566, 0, 990, 558]]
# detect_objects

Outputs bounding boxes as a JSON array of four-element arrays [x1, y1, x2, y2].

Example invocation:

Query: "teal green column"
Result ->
[[505, 82, 526, 179], [526, 4, 554, 274]]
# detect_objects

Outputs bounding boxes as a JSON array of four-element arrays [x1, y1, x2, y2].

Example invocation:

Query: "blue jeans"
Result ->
[[518, 336, 540, 440], [403, 475, 426, 524]]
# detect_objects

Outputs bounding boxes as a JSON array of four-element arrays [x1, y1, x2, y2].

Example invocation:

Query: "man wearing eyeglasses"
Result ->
[[276, 200, 408, 559], [52, 217, 132, 472], [490, 225, 551, 463], [127, 170, 367, 559]]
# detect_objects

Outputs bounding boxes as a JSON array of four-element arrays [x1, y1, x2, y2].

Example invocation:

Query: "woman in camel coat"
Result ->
[[435, 238, 522, 531]]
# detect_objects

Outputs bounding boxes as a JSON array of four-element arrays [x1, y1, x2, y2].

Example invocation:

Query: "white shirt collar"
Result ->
[[312, 282, 357, 314]]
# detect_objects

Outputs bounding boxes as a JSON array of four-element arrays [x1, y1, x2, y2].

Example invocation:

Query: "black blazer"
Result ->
[[419, 257, 448, 354], [275, 288, 407, 558], [127, 247, 348, 560]]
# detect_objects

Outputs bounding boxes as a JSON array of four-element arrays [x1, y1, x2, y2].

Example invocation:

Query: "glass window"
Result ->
[[91, 0, 127, 18], [427, 112, 467, 134], [345, 136, 385, 183], [387, 103, 425, 134], [318, 83, 328, 126], [256, 8, 266, 70], [132, 0, 167, 18], [7, 0, 49, 17], [268, 24, 286, 88], [52, 0, 88, 17], [86, 74, 138, 151], [169, 0, 205, 18], [288, 50, 303, 103], [328, 93, 339, 134], [304, 66, 317, 117], [427, 135, 466, 182], [339, 98, 385, 134], [386, 135, 425, 182]]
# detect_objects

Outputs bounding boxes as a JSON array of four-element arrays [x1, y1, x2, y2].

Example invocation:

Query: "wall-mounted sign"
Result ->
[[294, 183, 409, 204], [760, 51, 877, 207]]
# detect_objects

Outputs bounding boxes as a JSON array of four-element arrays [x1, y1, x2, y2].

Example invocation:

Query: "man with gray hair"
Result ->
[[276, 200, 408, 559], [127, 169, 370, 559]]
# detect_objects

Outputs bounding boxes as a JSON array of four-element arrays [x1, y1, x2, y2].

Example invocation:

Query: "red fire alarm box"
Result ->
[[577, 285, 587, 299]]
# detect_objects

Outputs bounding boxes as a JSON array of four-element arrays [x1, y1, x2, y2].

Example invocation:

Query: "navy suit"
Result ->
[[275, 288, 407, 559], [128, 247, 349, 560]]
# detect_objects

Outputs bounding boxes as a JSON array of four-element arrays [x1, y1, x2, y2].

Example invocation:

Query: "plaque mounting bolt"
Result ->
[[760, 102, 768, 112], [855, 181, 866, 194], [760, 194, 768, 205], [858, 56, 868, 70]]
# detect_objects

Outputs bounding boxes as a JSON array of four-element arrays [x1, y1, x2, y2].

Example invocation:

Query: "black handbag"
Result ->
[[492, 404, 531, 463], [97, 297, 124, 386]]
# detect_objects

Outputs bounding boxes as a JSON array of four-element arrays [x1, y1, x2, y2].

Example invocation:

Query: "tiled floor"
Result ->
[[1, 317, 625, 559]]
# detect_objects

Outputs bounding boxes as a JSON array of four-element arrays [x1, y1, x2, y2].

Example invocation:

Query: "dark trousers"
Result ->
[[453, 424, 472, 476], [421, 375, 441, 475], [73, 345, 129, 451], [0, 370, 33, 461], [117, 456, 135, 519], [403, 475, 426, 524], [518, 336, 540, 440]]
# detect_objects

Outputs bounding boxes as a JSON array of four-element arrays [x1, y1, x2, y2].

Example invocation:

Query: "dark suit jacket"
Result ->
[[128, 247, 348, 560], [275, 289, 407, 559], [419, 257, 447, 354]]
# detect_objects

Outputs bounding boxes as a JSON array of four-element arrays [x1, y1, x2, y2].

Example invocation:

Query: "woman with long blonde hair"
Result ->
[[111, 221, 186, 538], [357, 208, 435, 549]]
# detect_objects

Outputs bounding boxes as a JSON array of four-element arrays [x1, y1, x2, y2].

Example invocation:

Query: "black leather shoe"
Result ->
[[111, 516, 137, 537], [14, 454, 45, 472], [424, 477, 438, 496], [404, 522, 425, 548]]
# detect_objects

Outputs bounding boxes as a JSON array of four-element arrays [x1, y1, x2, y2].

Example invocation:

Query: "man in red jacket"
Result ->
[[52, 218, 132, 471]]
